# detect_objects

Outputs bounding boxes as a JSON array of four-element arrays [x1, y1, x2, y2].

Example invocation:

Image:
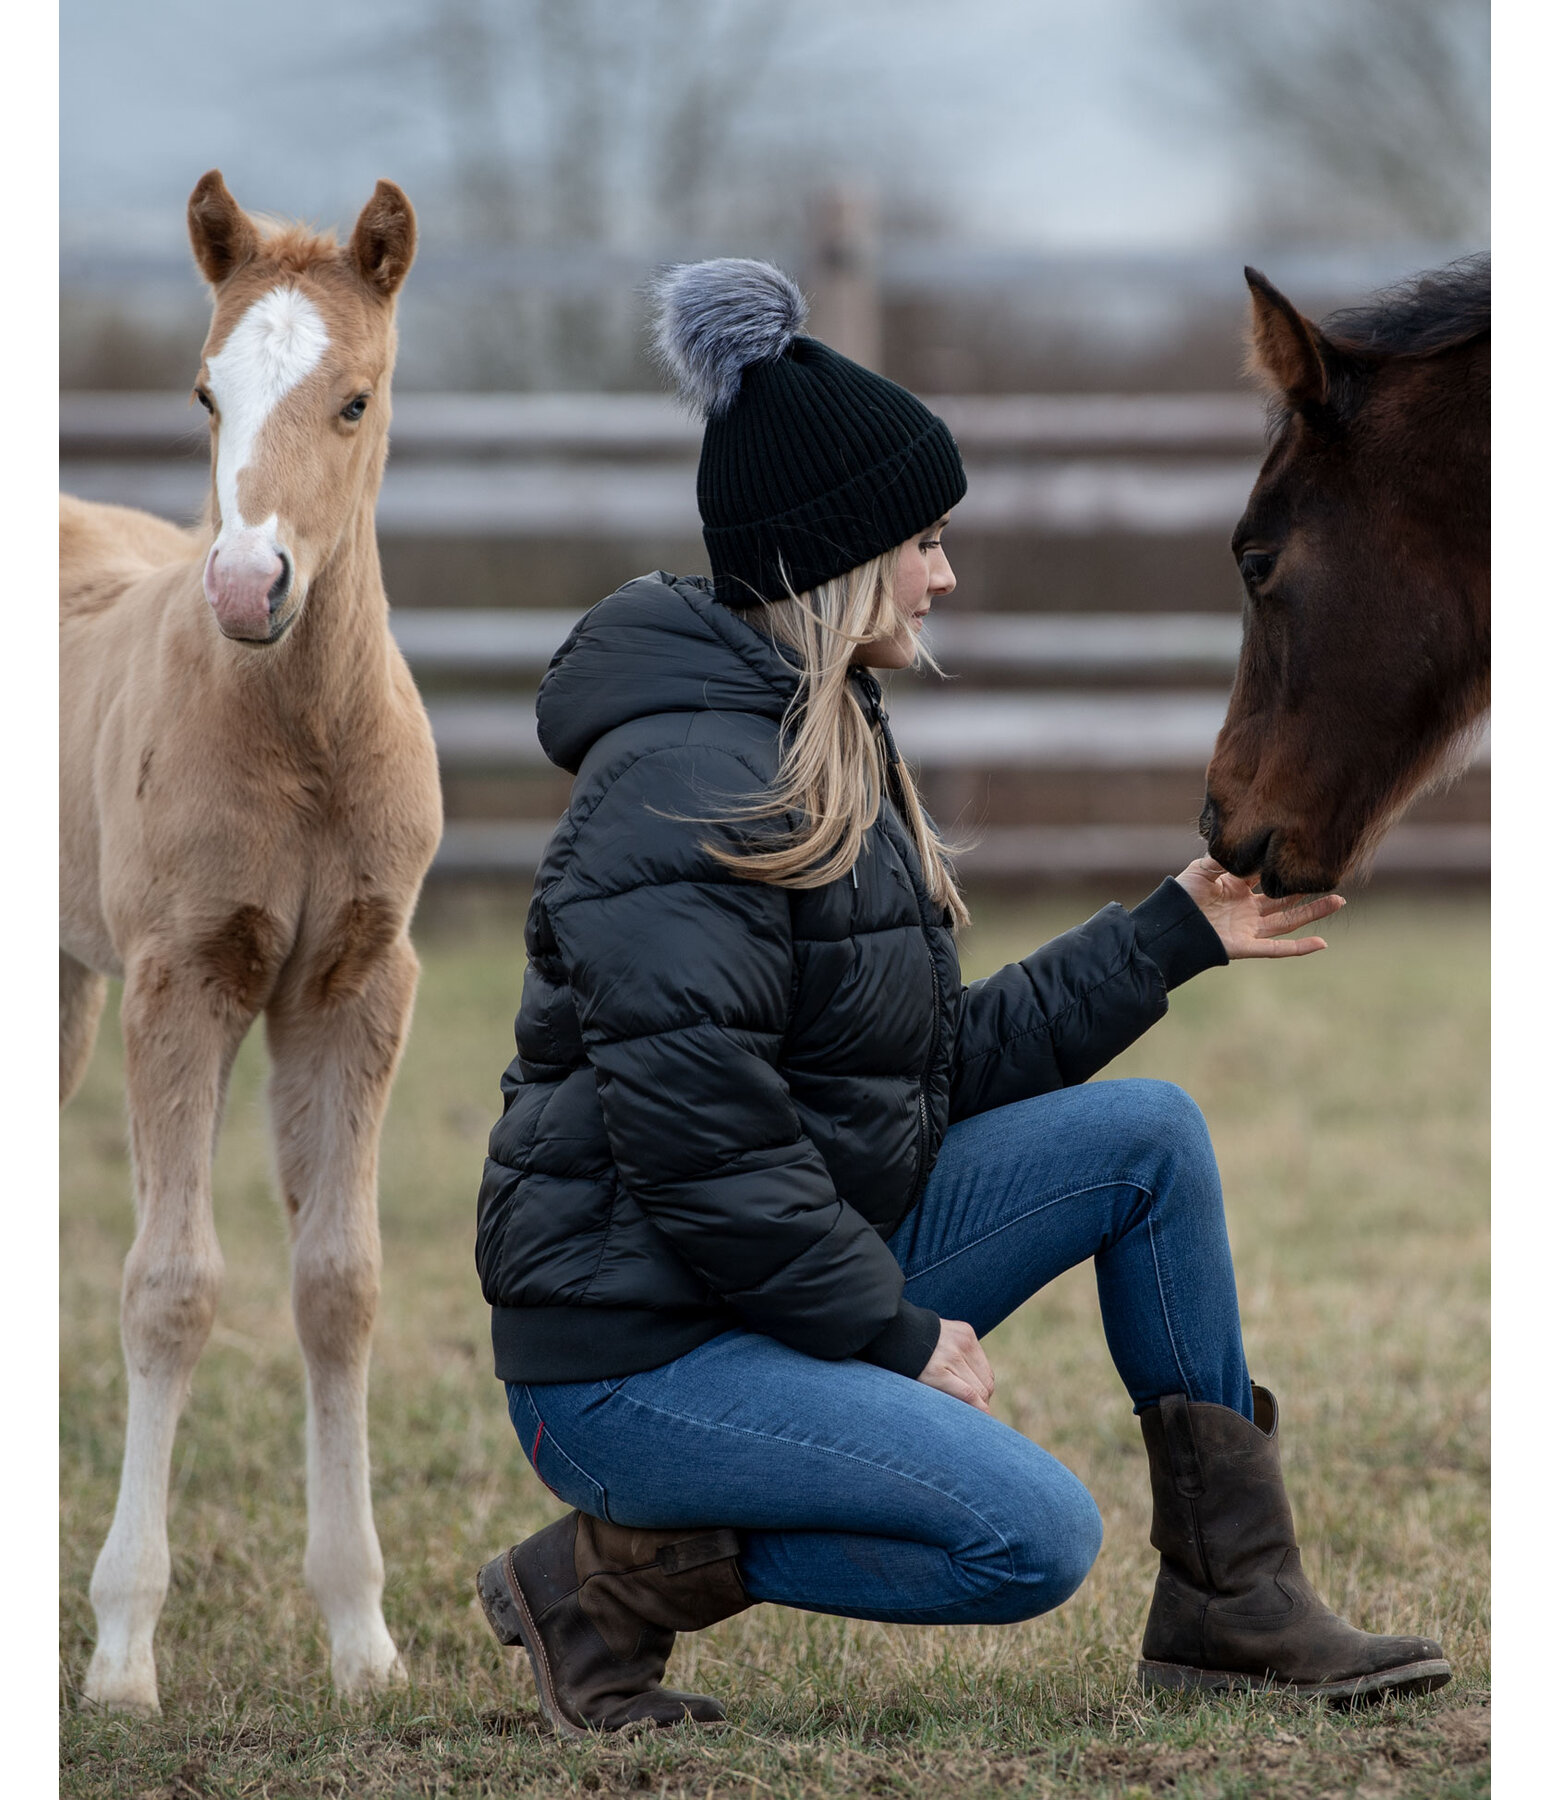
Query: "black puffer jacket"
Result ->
[[476, 572, 1227, 1383]]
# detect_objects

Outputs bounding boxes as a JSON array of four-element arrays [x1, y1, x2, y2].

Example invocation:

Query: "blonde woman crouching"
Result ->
[[471, 261, 1450, 1736]]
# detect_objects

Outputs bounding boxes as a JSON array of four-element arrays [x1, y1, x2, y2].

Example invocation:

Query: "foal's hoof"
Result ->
[[331, 1632, 407, 1697], [81, 1650, 161, 1715]]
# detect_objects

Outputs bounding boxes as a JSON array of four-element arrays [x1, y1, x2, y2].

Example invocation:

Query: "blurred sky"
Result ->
[[60, 0, 1264, 253]]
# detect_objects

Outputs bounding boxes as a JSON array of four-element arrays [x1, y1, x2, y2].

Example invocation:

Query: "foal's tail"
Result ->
[[61, 950, 109, 1109]]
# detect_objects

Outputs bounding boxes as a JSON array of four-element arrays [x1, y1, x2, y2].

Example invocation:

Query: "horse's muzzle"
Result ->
[[205, 538, 295, 642]]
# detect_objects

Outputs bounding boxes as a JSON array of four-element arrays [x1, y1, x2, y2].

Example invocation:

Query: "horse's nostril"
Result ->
[[268, 552, 293, 610], [1198, 795, 1220, 841]]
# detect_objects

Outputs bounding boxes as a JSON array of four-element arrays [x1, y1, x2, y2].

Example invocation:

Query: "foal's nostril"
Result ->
[[268, 551, 293, 611], [1198, 795, 1220, 842]]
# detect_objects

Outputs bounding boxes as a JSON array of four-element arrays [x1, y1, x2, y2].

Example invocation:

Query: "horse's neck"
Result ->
[[297, 508, 392, 672], [212, 505, 395, 725]]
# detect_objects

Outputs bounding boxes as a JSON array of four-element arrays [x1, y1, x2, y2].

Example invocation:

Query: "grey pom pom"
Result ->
[[650, 258, 809, 417]]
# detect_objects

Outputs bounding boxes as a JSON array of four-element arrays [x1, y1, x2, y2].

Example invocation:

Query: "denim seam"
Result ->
[[1145, 1214, 1201, 1400], [898, 1177, 1153, 1282], [522, 1398, 615, 1519], [597, 1384, 1024, 1605]]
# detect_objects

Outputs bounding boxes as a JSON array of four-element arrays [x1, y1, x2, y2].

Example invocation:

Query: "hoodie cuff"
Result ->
[[1130, 877, 1230, 990], [856, 1300, 941, 1378]]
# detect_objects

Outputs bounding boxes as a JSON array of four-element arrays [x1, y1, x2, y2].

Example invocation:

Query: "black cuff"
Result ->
[[856, 1300, 941, 1378], [1130, 877, 1230, 990]]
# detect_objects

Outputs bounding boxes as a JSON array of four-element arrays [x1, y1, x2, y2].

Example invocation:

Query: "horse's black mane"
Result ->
[[1321, 254, 1490, 356]]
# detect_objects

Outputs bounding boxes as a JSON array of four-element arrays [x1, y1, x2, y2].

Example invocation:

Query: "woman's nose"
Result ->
[[931, 556, 956, 597]]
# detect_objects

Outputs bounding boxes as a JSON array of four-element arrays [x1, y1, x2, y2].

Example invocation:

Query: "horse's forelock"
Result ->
[[1321, 255, 1491, 360]]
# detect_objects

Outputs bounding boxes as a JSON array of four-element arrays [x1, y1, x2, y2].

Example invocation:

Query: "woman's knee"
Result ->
[[971, 1463, 1104, 1623], [1106, 1079, 1217, 1184]]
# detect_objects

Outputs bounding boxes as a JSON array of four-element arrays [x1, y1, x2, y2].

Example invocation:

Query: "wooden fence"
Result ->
[[58, 391, 1489, 885]]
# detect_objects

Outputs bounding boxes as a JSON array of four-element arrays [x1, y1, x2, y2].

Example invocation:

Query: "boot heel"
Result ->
[[476, 1553, 526, 1647], [1138, 1657, 1243, 1694]]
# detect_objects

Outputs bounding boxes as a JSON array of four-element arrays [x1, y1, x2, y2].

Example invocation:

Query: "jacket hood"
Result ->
[[536, 572, 803, 774]]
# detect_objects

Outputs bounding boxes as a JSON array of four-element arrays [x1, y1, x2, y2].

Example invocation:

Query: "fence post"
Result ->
[[805, 185, 881, 371]]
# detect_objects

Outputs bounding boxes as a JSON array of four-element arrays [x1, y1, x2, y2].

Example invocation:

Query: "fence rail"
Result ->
[[433, 820, 1491, 881], [61, 457, 1263, 537], [56, 388, 1488, 884], [391, 608, 1247, 680], [59, 391, 1268, 455]]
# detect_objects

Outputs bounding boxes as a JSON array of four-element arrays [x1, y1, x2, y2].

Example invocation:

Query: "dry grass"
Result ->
[[60, 892, 1489, 1797]]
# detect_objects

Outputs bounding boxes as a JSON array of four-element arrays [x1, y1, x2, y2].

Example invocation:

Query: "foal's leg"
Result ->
[[60, 949, 108, 1107], [84, 949, 252, 1712], [265, 937, 419, 1694]]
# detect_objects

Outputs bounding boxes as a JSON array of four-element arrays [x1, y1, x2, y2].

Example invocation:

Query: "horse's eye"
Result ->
[[341, 394, 370, 422], [194, 388, 213, 414], [1239, 551, 1277, 590]]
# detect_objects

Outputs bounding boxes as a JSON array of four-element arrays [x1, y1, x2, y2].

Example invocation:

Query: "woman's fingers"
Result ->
[[966, 1339, 995, 1399], [920, 1320, 997, 1411], [1254, 889, 1342, 915], [1242, 934, 1328, 957], [919, 1365, 992, 1411], [949, 1375, 994, 1413], [1259, 893, 1345, 928]]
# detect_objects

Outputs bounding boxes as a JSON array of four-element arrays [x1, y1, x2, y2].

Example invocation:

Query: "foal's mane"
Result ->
[[1321, 254, 1491, 358], [247, 217, 343, 277]]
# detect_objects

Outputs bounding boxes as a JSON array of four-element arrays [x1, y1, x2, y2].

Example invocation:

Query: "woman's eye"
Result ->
[[919, 538, 941, 551], [1239, 551, 1277, 589], [341, 394, 370, 421]]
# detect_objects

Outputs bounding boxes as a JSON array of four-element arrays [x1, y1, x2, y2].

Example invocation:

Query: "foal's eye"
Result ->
[[340, 394, 370, 422], [1238, 551, 1277, 590], [194, 388, 213, 414]]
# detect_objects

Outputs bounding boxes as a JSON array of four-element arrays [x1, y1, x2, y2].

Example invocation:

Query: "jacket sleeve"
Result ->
[[949, 878, 1228, 1122], [546, 742, 939, 1376]]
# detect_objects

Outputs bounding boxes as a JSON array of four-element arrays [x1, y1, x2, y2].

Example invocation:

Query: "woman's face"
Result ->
[[851, 517, 956, 670]]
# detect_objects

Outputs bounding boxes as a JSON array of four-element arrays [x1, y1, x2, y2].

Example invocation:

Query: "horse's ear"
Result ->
[[187, 170, 259, 286], [1244, 267, 1329, 409], [349, 181, 417, 300]]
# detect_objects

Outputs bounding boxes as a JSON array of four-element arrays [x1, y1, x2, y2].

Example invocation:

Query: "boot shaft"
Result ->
[[576, 1516, 749, 1647], [1141, 1385, 1295, 1594], [483, 1511, 749, 1737]]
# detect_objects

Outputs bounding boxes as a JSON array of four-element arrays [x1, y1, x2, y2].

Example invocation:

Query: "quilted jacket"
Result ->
[[475, 572, 1227, 1383]]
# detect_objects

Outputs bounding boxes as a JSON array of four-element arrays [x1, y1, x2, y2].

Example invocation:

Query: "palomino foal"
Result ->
[[60, 172, 442, 1711]]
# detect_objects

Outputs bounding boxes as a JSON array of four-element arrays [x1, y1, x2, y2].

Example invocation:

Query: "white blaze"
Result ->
[[206, 286, 330, 538]]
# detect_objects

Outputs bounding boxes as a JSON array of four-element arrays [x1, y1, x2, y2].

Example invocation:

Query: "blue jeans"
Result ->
[[506, 1078, 1253, 1626]]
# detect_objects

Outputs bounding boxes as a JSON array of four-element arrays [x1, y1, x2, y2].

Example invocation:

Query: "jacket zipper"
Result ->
[[855, 669, 942, 1209], [909, 947, 940, 1205]]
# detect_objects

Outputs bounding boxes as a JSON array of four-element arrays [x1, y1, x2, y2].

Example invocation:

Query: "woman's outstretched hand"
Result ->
[[919, 1318, 995, 1413], [1173, 856, 1345, 960]]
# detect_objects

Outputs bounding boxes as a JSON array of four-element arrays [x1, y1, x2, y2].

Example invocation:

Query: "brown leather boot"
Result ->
[[1137, 1386, 1451, 1704], [476, 1512, 752, 1738]]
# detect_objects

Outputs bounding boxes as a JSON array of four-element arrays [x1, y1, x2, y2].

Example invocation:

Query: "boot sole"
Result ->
[[1137, 1655, 1453, 1706], [476, 1550, 591, 1742]]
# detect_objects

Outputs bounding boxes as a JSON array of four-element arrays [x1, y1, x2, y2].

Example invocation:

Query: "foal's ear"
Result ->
[[1244, 267, 1330, 409], [349, 181, 417, 300], [187, 170, 259, 286]]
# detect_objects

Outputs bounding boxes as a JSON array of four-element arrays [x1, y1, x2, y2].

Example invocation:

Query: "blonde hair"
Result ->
[[701, 549, 971, 929]]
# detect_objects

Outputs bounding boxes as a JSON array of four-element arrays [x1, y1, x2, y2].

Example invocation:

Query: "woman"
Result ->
[[472, 260, 1450, 1737]]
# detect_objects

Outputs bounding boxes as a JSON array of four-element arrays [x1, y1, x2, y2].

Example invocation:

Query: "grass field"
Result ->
[[60, 891, 1489, 1798]]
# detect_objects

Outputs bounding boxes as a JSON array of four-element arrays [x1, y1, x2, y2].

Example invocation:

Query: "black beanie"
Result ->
[[651, 259, 967, 606]]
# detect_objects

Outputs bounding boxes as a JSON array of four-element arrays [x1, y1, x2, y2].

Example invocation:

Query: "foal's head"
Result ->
[[186, 171, 416, 644], [1200, 259, 1490, 897]]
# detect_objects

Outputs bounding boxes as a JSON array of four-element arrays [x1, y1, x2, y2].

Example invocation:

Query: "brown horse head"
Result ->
[[186, 170, 416, 644], [1200, 258, 1489, 897]]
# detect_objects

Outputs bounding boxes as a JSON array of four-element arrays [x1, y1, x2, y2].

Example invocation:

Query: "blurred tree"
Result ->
[[1164, 0, 1488, 243], [380, 0, 791, 247]]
